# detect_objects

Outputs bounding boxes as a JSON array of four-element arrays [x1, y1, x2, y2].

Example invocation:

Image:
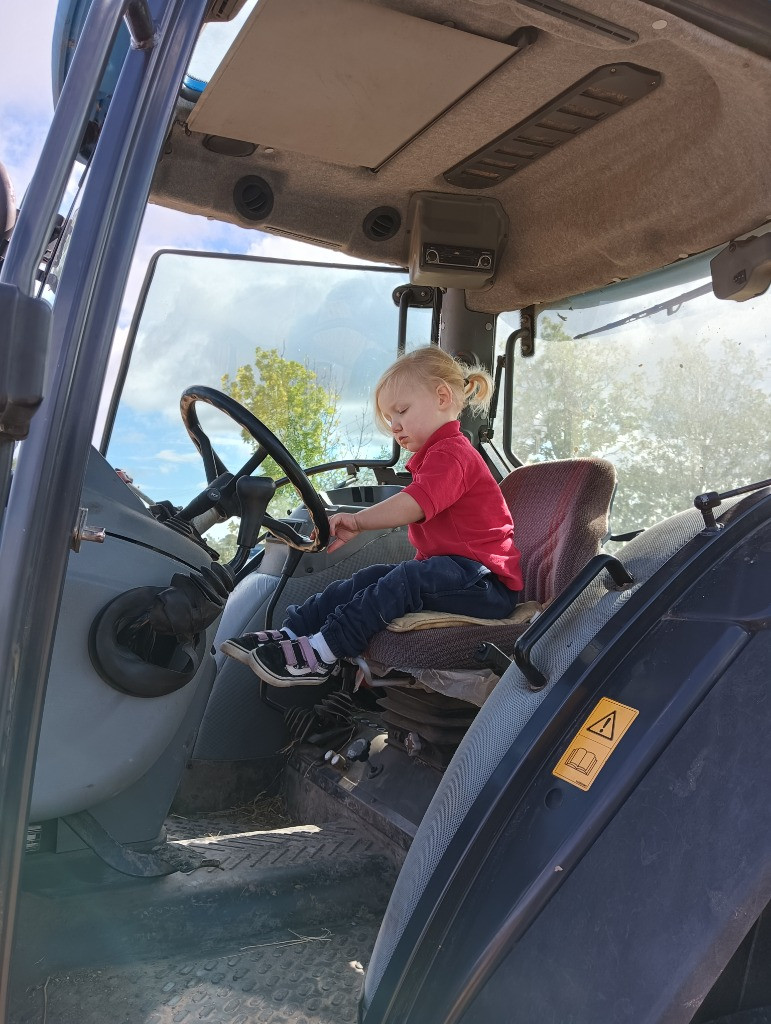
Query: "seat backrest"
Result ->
[[363, 458, 617, 671], [501, 458, 616, 604]]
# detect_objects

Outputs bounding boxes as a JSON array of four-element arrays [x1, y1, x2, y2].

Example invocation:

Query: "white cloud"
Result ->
[[0, 3, 58, 116], [0, 112, 52, 202], [154, 449, 201, 464], [246, 233, 376, 267], [0, 2, 58, 194]]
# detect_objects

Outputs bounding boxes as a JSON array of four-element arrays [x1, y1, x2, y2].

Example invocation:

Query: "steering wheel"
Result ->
[[179, 385, 330, 553]]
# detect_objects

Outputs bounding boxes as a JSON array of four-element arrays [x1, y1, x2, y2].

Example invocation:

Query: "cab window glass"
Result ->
[[106, 253, 431, 508], [495, 262, 770, 540]]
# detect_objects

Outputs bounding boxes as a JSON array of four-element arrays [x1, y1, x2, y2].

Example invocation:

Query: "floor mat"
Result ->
[[9, 915, 377, 1024], [10, 820, 394, 1022]]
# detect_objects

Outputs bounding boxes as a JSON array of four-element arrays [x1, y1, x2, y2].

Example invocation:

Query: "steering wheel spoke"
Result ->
[[262, 515, 318, 552], [180, 386, 330, 556], [233, 443, 270, 481]]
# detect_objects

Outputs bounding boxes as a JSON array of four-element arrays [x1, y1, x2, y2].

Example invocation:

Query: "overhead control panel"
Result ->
[[406, 192, 508, 290]]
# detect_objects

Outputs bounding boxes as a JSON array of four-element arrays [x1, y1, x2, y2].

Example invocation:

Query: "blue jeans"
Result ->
[[284, 555, 520, 659]]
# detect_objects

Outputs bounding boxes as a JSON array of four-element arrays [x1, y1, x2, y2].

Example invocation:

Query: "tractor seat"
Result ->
[[359, 458, 617, 768], [363, 457, 617, 674]]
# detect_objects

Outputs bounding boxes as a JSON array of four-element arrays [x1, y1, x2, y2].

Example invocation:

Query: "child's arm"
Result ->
[[326, 492, 424, 554]]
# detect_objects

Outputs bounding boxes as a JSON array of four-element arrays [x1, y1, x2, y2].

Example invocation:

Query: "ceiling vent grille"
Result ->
[[444, 63, 660, 190], [518, 0, 638, 43], [233, 175, 274, 222], [363, 207, 401, 241]]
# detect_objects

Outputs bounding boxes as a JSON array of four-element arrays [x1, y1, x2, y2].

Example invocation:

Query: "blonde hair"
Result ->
[[374, 346, 494, 433]]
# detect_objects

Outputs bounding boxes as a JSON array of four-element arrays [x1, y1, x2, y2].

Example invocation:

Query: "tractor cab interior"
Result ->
[[25, 236, 768, 871], [3, 0, 770, 1021]]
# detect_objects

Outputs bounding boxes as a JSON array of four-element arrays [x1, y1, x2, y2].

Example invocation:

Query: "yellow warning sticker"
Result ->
[[553, 697, 639, 792]]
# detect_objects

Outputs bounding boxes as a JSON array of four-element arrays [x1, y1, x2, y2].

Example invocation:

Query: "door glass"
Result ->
[[495, 254, 770, 541]]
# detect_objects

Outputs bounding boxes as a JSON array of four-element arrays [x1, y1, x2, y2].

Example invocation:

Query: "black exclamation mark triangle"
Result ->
[[587, 710, 616, 740]]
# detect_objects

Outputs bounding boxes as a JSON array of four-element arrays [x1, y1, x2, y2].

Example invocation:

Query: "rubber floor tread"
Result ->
[[9, 916, 377, 1024]]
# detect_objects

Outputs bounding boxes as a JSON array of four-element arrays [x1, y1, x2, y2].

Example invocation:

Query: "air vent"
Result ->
[[444, 63, 660, 190], [233, 175, 274, 222], [363, 207, 401, 241], [518, 0, 638, 43]]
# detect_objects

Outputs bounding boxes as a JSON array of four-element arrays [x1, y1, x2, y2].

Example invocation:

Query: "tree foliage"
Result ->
[[206, 348, 340, 563], [206, 520, 238, 564], [504, 316, 771, 535], [506, 316, 646, 464], [221, 347, 340, 476], [632, 336, 770, 523]]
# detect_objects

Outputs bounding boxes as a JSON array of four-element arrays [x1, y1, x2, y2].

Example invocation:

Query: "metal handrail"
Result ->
[[0, 1, 208, 1017]]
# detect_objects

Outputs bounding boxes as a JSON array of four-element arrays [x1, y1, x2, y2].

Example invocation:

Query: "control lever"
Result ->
[[230, 475, 276, 573], [178, 471, 235, 521], [474, 642, 513, 677]]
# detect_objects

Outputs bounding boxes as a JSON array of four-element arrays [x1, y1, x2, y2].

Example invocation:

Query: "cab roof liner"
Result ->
[[149, 0, 771, 312]]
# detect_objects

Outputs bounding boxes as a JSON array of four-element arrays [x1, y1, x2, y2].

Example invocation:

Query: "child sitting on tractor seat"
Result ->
[[220, 346, 522, 686]]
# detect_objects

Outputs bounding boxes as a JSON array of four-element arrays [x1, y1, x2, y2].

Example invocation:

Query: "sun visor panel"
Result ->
[[186, 0, 515, 168]]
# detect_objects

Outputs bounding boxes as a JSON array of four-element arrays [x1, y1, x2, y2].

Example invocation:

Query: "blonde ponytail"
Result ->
[[462, 368, 494, 416]]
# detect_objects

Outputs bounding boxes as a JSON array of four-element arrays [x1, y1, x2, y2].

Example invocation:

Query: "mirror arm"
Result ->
[[501, 307, 535, 467]]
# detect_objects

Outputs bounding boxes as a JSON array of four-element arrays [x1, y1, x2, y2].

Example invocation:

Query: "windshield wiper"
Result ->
[[573, 281, 713, 339]]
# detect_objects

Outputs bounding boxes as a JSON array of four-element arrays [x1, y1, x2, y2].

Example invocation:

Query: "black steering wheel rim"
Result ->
[[180, 385, 330, 553]]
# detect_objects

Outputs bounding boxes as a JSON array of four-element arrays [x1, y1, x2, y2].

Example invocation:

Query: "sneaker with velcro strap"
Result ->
[[219, 628, 293, 666], [248, 635, 339, 687]]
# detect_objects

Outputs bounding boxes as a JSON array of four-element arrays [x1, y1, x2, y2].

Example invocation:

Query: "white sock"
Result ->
[[309, 631, 337, 664], [282, 626, 297, 641]]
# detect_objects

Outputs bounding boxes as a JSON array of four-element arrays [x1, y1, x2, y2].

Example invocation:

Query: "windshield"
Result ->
[[105, 252, 431, 509], [496, 254, 770, 540]]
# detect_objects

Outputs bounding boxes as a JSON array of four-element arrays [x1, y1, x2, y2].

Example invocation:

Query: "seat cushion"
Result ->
[[365, 458, 615, 670], [385, 600, 542, 632], [366, 615, 537, 670]]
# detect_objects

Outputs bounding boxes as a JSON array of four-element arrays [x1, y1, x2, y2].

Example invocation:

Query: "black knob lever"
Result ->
[[346, 737, 371, 763], [474, 642, 513, 677], [236, 476, 276, 551]]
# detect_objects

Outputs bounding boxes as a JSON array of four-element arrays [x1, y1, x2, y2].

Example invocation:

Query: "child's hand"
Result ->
[[325, 512, 362, 554]]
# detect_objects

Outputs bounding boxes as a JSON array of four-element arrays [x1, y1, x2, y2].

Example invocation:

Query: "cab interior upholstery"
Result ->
[[152, 0, 771, 310]]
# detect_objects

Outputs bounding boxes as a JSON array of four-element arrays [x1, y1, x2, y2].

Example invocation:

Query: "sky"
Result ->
[[0, 0, 379, 504], [1, 3, 61, 198], [0, 0, 356, 337]]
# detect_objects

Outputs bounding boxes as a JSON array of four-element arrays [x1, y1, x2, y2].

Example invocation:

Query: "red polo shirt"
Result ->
[[404, 421, 522, 591]]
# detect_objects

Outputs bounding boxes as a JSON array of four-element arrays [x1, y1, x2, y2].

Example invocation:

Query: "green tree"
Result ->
[[207, 348, 340, 563], [504, 316, 646, 466], [209, 522, 240, 564], [631, 336, 771, 524], [222, 348, 340, 475]]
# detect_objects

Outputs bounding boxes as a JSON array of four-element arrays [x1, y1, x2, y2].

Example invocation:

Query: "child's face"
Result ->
[[378, 378, 457, 453]]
